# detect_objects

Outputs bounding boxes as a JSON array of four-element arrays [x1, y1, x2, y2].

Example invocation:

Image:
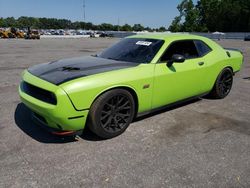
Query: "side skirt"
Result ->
[[136, 92, 209, 118]]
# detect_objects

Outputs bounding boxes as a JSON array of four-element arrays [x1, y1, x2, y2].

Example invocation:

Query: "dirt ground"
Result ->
[[0, 38, 249, 188]]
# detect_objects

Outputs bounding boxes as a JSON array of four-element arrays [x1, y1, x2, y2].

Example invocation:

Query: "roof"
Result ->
[[128, 33, 208, 41]]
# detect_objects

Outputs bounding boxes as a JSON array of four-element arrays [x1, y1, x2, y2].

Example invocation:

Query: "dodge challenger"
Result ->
[[19, 34, 243, 138]]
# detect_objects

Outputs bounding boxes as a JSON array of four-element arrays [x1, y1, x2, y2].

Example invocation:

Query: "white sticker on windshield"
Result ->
[[136, 41, 152, 46]]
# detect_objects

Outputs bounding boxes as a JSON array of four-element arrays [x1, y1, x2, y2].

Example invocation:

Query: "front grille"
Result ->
[[21, 81, 57, 105]]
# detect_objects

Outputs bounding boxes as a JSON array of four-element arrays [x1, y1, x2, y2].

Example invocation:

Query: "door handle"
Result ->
[[198, 62, 204, 66]]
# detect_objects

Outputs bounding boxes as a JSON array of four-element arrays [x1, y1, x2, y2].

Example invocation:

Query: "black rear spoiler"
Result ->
[[224, 48, 244, 63], [224, 48, 243, 54]]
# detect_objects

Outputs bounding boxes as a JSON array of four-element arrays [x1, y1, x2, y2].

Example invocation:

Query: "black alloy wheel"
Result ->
[[209, 68, 233, 99], [88, 89, 135, 139], [217, 69, 233, 96], [100, 94, 132, 133]]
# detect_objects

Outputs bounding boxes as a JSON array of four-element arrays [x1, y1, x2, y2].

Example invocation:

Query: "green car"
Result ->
[[19, 34, 243, 138]]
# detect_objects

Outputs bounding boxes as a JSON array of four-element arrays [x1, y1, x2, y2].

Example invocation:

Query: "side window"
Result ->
[[194, 40, 212, 56], [161, 40, 199, 61]]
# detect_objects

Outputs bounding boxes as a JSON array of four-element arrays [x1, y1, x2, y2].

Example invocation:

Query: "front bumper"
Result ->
[[19, 70, 89, 132], [32, 112, 83, 136]]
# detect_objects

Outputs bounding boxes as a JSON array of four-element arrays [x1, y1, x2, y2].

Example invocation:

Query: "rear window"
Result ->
[[194, 40, 212, 56]]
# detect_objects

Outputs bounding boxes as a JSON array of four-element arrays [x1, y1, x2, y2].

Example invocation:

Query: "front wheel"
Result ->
[[208, 68, 233, 99], [88, 89, 135, 139]]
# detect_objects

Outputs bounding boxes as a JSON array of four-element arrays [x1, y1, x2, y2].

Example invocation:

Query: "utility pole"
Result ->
[[118, 17, 120, 31], [83, 0, 86, 30], [83, 0, 86, 22]]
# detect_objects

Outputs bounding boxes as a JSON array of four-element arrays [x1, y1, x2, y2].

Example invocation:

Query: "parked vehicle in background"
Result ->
[[25, 29, 40, 40], [244, 35, 250, 41], [11, 28, 25, 38], [0, 29, 15, 38], [99, 32, 114, 38], [0, 28, 25, 39]]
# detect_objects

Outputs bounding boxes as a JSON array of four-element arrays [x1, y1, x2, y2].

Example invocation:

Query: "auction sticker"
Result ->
[[136, 41, 152, 46]]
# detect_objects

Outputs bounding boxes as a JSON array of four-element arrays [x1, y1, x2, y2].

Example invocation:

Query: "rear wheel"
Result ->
[[209, 68, 233, 99], [88, 89, 135, 139]]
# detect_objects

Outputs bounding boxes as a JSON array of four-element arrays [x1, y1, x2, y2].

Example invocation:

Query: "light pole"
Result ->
[[82, 0, 86, 31], [118, 17, 120, 32], [83, 0, 86, 22]]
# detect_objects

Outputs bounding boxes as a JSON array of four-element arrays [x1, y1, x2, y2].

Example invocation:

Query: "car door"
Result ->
[[151, 39, 210, 109]]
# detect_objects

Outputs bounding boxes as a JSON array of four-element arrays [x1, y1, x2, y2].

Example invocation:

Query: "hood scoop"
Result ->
[[61, 66, 81, 71]]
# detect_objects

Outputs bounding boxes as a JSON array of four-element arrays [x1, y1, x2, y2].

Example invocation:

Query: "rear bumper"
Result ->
[[19, 70, 89, 132]]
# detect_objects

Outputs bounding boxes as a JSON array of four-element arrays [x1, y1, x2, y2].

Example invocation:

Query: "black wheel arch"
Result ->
[[90, 86, 139, 119], [208, 66, 234, 99], [226, 66, 234, 75], [213, 66, 234, 85]]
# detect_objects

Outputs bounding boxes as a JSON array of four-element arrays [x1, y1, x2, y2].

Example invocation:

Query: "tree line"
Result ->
[[1, 0, 248, 33], [0, 16, 167, 32], [168, 0, 250, 32]]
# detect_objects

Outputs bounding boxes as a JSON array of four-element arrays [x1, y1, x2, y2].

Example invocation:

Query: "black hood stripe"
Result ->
[[28, 56, 139, 85]]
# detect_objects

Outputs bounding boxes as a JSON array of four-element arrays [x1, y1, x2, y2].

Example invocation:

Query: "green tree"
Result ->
[[0, 17, 3, 27], [144, 27, 153, 32], [158, 26, 167, 32], [2, 17, 16, 27], [132, 24, 144, 31], [196, 0, 222, 32], [169, 0, 201, 32], [57, 19, 71, 29], [85, 22, 94, 30], [168, 16, 182, 32], [196, 0, 250, 32], [0, 16, 156, 31], [16, 16, 39, 29], [121, 24, 132, 31], [182, 0, 200, 31], [72, 21, 84, 29], [99, 23, 114, 31], [169, 0, 250, 32]]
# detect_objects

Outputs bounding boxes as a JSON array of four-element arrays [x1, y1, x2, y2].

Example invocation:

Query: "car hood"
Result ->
[[28, 56, 139, 85]]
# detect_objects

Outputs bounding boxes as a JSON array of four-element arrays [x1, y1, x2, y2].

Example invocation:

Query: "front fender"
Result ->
[[60, 64, 155, 113]]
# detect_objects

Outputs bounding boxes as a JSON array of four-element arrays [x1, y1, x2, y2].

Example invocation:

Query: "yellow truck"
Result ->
[[0, 28, 25, 39]]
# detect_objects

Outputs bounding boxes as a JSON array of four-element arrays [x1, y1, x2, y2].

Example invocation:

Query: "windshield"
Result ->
[[98, 38, 164, 64]]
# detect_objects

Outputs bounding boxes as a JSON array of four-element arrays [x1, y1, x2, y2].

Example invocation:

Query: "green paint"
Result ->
[[19, 34, 243, 132]]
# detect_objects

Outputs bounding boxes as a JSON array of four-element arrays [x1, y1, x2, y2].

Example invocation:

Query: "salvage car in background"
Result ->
[[19, 34, 243, 138], [244, 35, 250, 41], [25, 30, 40, 40]]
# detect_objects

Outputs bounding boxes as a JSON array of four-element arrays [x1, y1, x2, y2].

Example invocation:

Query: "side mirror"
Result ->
[[167, 54, 185, 67]]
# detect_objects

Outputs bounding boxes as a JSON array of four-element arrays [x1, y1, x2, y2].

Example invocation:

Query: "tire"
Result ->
[[208, 68, 233, 99], [8, 33, 14, 38], [88, 89, 135, 139]]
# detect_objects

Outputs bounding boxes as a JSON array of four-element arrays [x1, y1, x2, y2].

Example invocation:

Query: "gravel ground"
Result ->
[[0, 38, 249, 188]]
